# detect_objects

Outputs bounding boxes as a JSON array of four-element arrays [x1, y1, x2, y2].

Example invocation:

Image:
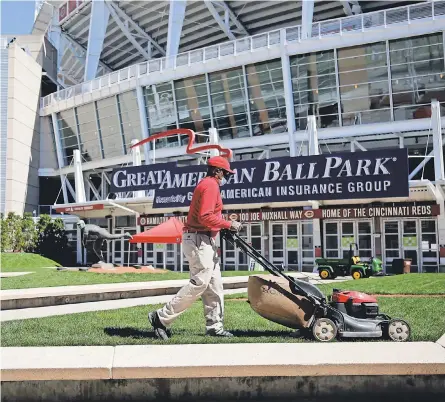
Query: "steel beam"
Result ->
[[341, 1, 362, 16], [106, 2, 165, 60], [166, 0, 187, 61], [204, 1, 248, 40], [65, 33, 114, 75], [136, 86, 151, 164], [409, 150, 434, 180], [84, 0, 110, 81], [301, 0, 314, 40], [51, 113, 68, 203]]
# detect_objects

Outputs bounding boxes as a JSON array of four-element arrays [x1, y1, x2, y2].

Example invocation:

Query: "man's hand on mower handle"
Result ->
[[230, 221, 243, 232]]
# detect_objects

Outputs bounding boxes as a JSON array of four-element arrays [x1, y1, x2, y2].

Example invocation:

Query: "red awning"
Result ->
[[130, 217, 184, 244]]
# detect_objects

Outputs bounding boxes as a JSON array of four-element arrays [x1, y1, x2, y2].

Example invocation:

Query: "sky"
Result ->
[[1, 0, 36, 35]]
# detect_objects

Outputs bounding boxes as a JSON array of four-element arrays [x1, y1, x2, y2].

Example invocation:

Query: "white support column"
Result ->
[[436, 185, 445, 268], [432, 99, 445, 269], [51, 113, 68, 203], [73, 150, 86, 203], [432, 100, 444, 181], [280, 35, 297, 157], [307, 115, 319, 156], [301, 0, 314, 40], [76, 223, 83, 265], [166, 0, 187, 66], [306, 115, 321, 262], [84, 0, 110, 81], [130, 138, 143, 265], [136, 85, 151, 164], [131, 139, 145, 199], [208, 128, 219, 158]]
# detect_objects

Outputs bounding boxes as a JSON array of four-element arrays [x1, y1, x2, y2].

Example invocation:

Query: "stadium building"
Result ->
[[1, 0, 445, 273]]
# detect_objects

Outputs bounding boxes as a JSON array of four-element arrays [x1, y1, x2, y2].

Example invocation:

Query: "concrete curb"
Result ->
[[2, 342, 445, 382], [0, 277, 250, 310], [0, 274, 315, 310], [437, 333, 445, 348]]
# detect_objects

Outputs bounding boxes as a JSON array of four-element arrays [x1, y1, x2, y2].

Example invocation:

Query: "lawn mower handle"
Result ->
[[220, 229, 325, 307]]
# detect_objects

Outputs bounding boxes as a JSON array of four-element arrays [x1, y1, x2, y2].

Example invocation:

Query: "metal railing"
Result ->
[[40, 0, 445, 110]]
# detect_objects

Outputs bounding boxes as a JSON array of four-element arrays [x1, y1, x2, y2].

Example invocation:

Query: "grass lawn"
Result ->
[[1, 253, 61, 272], [317, 273, 445, 295], [1, 295, 444, 347], [0, 269, 258, 290]]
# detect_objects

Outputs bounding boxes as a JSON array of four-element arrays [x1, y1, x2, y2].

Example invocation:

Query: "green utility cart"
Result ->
[[316, 243, 383, 280]]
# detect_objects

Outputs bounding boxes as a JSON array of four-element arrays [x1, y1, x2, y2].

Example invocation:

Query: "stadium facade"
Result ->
[[1, 0, 445, 273]]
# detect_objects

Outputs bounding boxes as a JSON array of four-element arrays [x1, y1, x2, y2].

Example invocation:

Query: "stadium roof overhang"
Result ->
[[41, 0, 425, 84]]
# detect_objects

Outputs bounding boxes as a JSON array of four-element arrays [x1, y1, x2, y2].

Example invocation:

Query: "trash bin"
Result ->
[[390, 258, 404, 274], [403, 258, 412, 274]]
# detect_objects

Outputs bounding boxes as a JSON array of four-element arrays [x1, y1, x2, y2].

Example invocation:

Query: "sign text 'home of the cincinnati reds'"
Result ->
[[111, 148, 409, 208]]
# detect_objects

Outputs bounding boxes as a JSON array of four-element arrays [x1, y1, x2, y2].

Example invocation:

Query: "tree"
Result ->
[[2, 212, 22, 252], [35, 215, 69, 265], [1, 213, 11, 252], [20, 213, 37, 252]]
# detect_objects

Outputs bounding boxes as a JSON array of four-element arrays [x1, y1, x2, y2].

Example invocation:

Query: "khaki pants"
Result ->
[[157, 233, 224, 332]]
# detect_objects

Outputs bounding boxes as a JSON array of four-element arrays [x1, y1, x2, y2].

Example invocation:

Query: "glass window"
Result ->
[[337, 42, 391, 126], [209, 67, 251, 140], [385, 221, 399, 234], [342, 222, 354, 235], [57, 110, 78, 165], [272, 224, 283, 236], [301, 222, 313, 235], [421, 220, 436, 233], [246, 59, 287, 136], [174, 75, 212, 142], [144, 82, 178, 149], [290, 50, 339, 130], [403, 220, 417, 234], [325, 222, 338, 235], [76, 103, 102, 161], [96, 97, 123, 158], [389, 33, 445, 121], [326, 236, 338, 249], [117, 90, 141, 154]]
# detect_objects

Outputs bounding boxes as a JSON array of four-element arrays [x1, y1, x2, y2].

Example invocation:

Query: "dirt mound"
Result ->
[[88, 266, 170, 274]]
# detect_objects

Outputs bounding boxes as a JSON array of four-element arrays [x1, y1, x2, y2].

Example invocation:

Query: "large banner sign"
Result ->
[[110, 148, 409, 209]]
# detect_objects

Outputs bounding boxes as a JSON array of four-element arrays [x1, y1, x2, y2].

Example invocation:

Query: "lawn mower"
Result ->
[[221, 230, 410, 342], [315, 243, 383, 280]]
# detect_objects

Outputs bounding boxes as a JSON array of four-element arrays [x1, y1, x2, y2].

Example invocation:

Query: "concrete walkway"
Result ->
[[2, 341, 445, 382], [0, 272, 34, 277], [0, 288, 248, 321]]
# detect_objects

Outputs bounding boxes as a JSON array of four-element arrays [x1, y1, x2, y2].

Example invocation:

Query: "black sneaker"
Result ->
[[148, 311, 170, 340], [206, 328, 234, 337]]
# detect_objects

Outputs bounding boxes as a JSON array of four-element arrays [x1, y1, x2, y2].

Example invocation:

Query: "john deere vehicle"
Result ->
[[316, 243, 383, 280]]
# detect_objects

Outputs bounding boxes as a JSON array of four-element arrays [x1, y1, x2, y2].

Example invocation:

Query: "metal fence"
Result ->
[[40, 0, 445, 110]]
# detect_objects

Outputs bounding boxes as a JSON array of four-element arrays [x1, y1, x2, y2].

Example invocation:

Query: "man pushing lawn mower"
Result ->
[[148, 156, 242, 340]]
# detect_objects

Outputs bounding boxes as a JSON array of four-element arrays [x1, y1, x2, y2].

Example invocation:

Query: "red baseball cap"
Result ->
[[207, 156, 234, 174]]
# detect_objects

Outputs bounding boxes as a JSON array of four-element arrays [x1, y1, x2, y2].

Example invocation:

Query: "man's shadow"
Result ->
[[104, 327, 299, 339], [104, 327, 155, 339]]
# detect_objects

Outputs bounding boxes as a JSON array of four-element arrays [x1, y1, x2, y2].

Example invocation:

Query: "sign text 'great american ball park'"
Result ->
[[110, 148, 409, 208]]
